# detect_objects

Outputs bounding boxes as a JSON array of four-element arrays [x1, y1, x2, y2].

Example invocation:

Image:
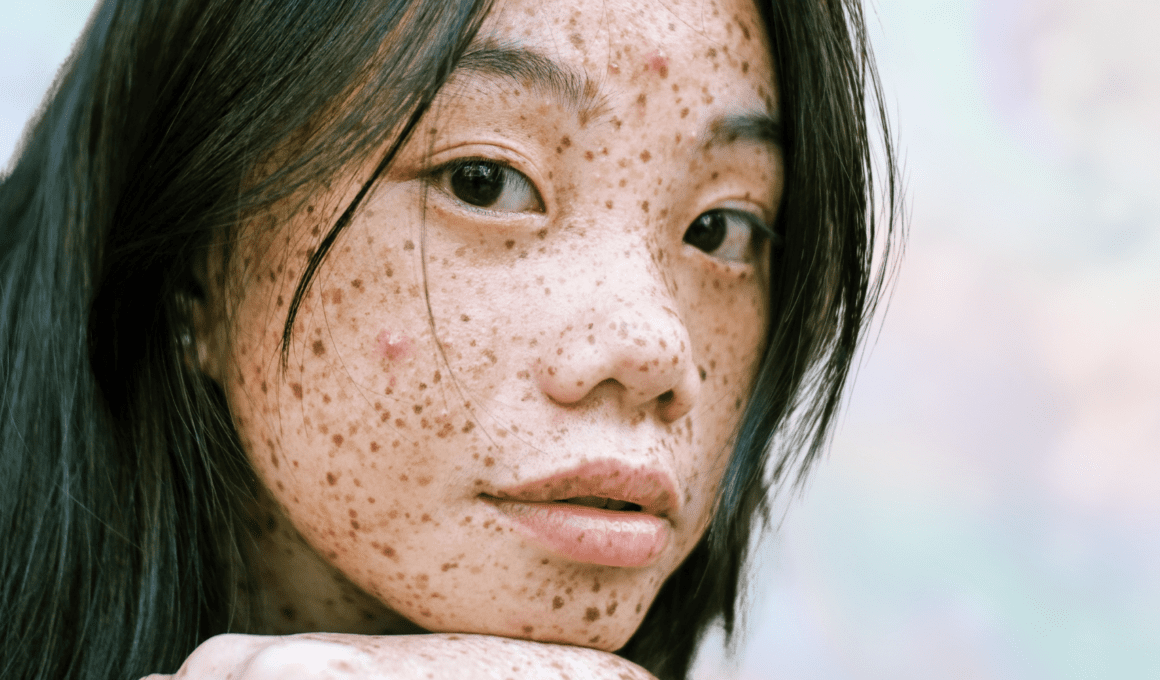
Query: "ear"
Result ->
[[187, 242, 228, 385]]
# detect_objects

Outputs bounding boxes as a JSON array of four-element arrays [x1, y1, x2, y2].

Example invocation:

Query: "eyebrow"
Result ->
[[452, 43, 782, 151], [454, 42, 611, 125]]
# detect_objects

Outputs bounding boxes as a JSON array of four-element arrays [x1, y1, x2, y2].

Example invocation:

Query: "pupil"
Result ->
[[684, 212, 727, 252], [450, 162, 505, 207]]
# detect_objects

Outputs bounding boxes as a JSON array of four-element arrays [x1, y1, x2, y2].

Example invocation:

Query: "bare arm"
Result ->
[[141, 633, 658, 680]]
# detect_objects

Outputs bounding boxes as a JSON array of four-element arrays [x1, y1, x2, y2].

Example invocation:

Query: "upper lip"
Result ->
[[488, 460, 681, 518]]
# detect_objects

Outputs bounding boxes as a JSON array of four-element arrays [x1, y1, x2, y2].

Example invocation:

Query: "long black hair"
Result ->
[[0, 1, 899, 679]]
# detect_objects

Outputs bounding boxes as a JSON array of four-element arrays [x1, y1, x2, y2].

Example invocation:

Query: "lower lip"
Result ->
[[488, 500, 670, 568]]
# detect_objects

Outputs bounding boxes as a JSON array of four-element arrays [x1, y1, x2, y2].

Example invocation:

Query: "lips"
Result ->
[[483, 461, 679, 568]]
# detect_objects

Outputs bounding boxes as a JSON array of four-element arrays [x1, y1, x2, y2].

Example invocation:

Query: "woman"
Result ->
[[0, 0, 898, 678]]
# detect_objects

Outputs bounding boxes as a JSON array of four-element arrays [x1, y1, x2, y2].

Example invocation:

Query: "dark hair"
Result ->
[[0, 1, 898, 679]]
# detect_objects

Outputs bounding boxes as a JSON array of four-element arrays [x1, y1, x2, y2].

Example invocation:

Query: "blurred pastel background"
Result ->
[[3, 1, 1156, 679]]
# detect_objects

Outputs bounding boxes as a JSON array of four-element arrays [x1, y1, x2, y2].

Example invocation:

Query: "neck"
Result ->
[[233, 488, 424, 636]]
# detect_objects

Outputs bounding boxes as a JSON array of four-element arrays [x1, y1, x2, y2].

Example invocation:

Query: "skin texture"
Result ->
[[144, 634, 657, 680], [192, 0, 780, 663]]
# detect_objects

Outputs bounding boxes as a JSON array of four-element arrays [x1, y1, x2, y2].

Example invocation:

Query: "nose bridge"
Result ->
[[535, 236, 701, 421]]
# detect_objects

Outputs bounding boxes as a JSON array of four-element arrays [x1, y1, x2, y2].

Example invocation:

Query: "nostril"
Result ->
[[657, 390, 675, 404]]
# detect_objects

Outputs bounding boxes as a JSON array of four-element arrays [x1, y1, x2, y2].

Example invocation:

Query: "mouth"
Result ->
[[555, 496, 643, 512], [480, 461, 679, 568], [487, 460, 680, 518]]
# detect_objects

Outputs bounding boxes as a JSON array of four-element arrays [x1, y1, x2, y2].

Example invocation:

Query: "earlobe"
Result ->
[[187, 248, 227, 385], [188, 297, 223, 382]]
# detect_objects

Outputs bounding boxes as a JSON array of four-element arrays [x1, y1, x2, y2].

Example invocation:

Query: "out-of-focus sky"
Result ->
[[3, 1, 1156, 679]]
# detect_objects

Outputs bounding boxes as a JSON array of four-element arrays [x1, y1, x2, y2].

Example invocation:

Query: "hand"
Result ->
[[140, 632, 658, 679]]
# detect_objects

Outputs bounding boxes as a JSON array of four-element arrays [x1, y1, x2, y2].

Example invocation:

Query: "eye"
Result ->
[[683, 209, 776, 263], [433, 159, 544, 213]]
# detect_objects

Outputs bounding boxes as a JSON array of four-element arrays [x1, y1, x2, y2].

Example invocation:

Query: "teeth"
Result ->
[[566, 496, 609, 509], [561, 496, 635, 511]]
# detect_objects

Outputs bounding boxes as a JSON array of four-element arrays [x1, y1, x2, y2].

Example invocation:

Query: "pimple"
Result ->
[[376, 330, 411, 360]]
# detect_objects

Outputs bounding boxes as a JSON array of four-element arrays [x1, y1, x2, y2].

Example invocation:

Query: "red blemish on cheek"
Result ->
[[376, 330, 412, 360], [646, 51, 669, 78]]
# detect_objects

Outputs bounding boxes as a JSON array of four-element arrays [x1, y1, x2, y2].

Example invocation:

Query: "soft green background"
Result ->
[[4, 2, 1157, 678]]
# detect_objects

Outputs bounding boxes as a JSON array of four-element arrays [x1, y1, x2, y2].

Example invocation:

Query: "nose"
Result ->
[[534, 258, 701, 423]]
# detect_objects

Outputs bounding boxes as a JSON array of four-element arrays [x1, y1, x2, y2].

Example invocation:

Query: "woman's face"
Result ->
[[203, 0, 780, 651]]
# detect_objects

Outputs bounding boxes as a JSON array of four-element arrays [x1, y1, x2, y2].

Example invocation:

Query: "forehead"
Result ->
[[471, 0, 777, 118]]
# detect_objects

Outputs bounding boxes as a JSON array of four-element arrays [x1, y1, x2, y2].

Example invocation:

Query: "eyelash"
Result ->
[[427, 158, 545, 214], [427, 157, 778, 264]]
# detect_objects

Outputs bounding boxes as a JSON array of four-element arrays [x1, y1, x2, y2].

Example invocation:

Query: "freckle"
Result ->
[[403, 240, 415, 250], [604, 200, 613, 209], [290, 383, 303, 399], [413, 404, 423, 414], [636, 93, 647, 106], [322, 393, 331, 404], [421, 513, 431, 522], [584, 607, 600, 622], [636, 603, 642, 613], [639, 150, 651, 163], [311, 339, 325, 356], [370, 441, 380, 452], [606, 601, 618, 615], [276, 296, 283, 307], [552, 596, 564, 610], [306, 205, 315, 214], [680, 107, 689, 118], [400, 474, 409, 482], [641, 200, 650, 213], [332, 434, 344, 446], [484, 457, 495, 467], [504, 239, 515, 249], [326, 472, 339, 486], [699, 365, 707, 381], [741, 61, 750, 73], [331, 288, 342, 304], [350, 519, 360, 530], [381, 546, 396, 558]]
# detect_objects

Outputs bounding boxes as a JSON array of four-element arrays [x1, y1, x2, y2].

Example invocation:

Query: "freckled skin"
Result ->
[[197, 0, 779, 655]]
